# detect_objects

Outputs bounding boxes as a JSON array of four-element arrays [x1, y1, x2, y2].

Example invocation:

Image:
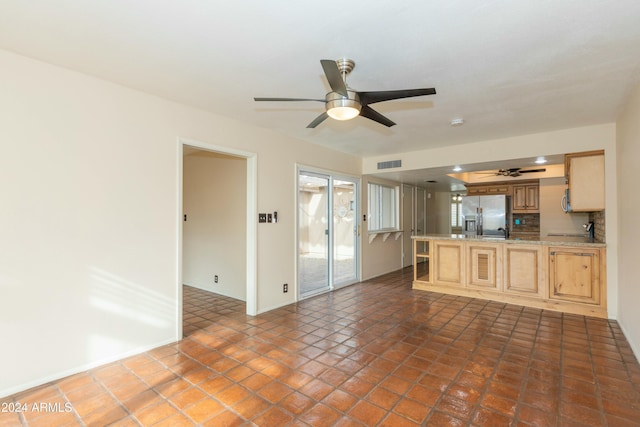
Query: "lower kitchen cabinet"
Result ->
[[549, 246, 603, 305], [503, 245, 545, 298], [433, 241, 465, 286], [413, 237, 607, 318], [467, 243, 501, 290]]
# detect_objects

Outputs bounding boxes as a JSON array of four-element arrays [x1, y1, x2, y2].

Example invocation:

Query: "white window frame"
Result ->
[[368, 182, 400, 232]]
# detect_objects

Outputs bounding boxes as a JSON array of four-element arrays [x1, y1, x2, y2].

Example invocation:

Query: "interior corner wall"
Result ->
[[434, 192, 453, 234], [425, 190, 438, 234], [183, 151, 246, 300], [0, 49, 361, 397], [616, 82, 640, 358], [539, 177, 589, 237]]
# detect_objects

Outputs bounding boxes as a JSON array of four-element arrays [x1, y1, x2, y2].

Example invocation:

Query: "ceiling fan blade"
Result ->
[[254, 97, 325, 102], [320, 60, 348, 97], [306, 112, 329, 128], [358, 88, 436, 105], [519, 168, 546, 173], [360, 106, 396, 127]]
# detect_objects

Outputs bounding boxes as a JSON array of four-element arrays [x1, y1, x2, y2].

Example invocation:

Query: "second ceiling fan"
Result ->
[[254, 59, 436, 128], [493, 168, 546, 177]]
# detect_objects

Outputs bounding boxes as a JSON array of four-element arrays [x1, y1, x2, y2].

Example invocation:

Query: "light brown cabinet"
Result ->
[[433, 241, 465, 286], [512, 183, 539, 212], [549, 246, 604, 305], [467, 243, 501, 290], [413, 237, 607, 318], [503, 244, 544, 298], [565, 150, 605, 212], [466, 183, 510, 195]]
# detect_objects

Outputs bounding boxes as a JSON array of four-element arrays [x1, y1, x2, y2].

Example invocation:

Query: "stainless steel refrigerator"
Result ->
[[462, 195, 510, 236]]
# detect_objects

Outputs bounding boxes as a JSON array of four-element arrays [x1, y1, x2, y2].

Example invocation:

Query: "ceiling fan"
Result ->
[[491, 167, 547, 177], [254, 59, 436, 128]]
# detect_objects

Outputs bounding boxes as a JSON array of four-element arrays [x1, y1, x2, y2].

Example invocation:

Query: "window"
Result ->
[[451, 193, 462, 231], [368, 183, 399, 231]]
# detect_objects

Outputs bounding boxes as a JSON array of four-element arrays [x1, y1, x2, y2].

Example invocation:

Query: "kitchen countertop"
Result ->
[[412, 234, 606, 247]]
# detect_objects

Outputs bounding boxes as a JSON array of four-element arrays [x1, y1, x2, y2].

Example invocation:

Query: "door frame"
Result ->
[[177, 138, 258, 339], [296, 165, 361, 300], [402, 184, 415, 268]]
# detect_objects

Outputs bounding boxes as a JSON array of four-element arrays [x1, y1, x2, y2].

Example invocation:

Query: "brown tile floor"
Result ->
[[2, 267, 640, 426]]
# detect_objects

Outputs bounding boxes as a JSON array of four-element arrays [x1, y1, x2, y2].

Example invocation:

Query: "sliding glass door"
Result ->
[[298, 172, 330, 296], [298, 170, 359, 298], [332, 178, 357, 287]]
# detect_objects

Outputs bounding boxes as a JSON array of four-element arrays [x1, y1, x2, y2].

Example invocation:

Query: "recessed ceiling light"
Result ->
[[535, 157, 547, 164], [453, 166, 462, 172], [450, 118, 465, 127]]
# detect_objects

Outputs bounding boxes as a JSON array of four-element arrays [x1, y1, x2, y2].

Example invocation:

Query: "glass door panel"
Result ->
[[298, 172, 330, 297], [333, 178, 357, 287]]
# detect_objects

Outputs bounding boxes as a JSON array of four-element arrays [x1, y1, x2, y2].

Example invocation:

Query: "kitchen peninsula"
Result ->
[[413, 234, 607, 318]]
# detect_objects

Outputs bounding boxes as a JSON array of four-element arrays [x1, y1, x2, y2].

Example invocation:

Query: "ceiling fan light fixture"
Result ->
[[327, 105, 360, 120], [326, 91, 361, 121], [255, 59, 436, 128]]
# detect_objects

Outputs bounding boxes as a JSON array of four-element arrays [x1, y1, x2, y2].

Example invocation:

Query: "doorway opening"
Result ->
[[297, 168, 360, 299], [402, 184, 428, 268], [178, 139, 257, 339]]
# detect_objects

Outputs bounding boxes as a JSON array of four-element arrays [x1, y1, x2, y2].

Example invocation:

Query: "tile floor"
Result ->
[[2, 267, 640, 426]]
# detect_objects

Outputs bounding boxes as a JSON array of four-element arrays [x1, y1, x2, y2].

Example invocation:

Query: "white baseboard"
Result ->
[[617, 319, 640, 364], [0, 337, 176, 399]]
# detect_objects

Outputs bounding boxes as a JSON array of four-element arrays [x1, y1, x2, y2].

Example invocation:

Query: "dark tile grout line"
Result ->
[[509, 307, 542, 427], [585, 315, 608, 426]]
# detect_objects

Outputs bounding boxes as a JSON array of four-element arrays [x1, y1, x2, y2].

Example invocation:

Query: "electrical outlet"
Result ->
[[258, 213, 267, 223], [283, 283, 288, 293], [214, 275, 218, 283]]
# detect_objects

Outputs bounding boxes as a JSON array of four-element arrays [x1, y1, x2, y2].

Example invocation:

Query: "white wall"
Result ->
[[0, 49, 361, 397], [434, 192, 453, 234], [183, 151, 246, 300], [361, 176, 403, 280], [616, 82, 640, 358], [363, 124, 619, 320], [539, 177, 589, 237]]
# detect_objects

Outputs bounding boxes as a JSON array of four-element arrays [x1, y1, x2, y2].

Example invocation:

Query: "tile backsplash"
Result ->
[[512, 213, 540, 233], [589, 210, 606, 242]]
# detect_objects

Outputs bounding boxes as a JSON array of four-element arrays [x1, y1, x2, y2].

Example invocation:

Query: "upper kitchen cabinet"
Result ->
[[565, 150, 605, 212], [512, 181, 539, 213], [466, 183, 510, 195]]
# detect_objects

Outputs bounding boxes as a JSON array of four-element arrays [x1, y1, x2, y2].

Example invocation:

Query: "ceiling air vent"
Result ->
[[377, 160, 402, 170]]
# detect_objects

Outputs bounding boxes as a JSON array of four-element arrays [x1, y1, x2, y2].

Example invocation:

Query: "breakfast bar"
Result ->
[[412, 234, 607, 318]]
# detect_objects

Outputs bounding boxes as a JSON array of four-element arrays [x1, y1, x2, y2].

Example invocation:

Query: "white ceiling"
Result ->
[[1, 1, 639, 166]]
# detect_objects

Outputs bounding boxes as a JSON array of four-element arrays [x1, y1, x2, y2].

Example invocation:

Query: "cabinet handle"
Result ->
[[550, 251, 593, 256]]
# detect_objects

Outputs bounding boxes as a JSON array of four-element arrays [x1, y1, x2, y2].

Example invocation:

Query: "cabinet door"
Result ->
[[467, 243, 501, 290], [513, 184, 539, 212], [503, 245, 544, 297], [525, 185, 539, 210], [433, 241, 465, 286], [468, 186, 487, 195], [549, 247, 601, 304], [512, 185, 527, 210], [568, 154, 605, 211]]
